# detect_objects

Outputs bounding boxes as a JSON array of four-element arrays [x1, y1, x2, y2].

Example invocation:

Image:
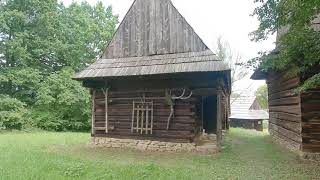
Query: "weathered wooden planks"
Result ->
[[92, 89, 200, 141], [301, 88, 320, 153], [267, 70, 320, 155], [269, 123, 302, 143], [102, 0, 208, 59], [269, 128, 301, 152], [269, 118, 301, 134], [267, 71, 303, 152]]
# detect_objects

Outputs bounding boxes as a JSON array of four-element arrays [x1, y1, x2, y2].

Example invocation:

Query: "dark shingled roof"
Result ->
[[74, 50, 229, 79]]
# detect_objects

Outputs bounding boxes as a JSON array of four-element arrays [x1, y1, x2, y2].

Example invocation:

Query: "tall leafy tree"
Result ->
[[251, 0, 320, 91], [0, 0, 118, 130], [33, 68, 91, 131]]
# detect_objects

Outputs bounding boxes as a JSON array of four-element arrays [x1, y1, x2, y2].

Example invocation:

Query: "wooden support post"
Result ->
[[104, 88, 109, 133], [91, 90, 96, 135], [151, 102, 154, 134], [201, 97, 204, 132], [136, 105, 140, 133], [141, 106, 144, 134], [146, 105, 149, 134], [216, 91, 222, 149], [131, 101, 135, 133]]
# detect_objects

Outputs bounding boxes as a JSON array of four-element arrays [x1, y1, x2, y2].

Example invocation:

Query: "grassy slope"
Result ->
[[0, 129, 319, 180]]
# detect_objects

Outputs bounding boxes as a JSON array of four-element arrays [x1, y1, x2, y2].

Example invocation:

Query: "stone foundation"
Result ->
[[91, 137, 218, 153], [300, 152, 320, 162]]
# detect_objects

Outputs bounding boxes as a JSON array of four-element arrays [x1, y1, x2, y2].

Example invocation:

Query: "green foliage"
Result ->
[[0, 95, 27, 129], [0, 68, 42, 104], [33, 68, 91, 131], [255, 85, 269, 109], [0, 0, 118, 131], [251, 0, 320, 91]]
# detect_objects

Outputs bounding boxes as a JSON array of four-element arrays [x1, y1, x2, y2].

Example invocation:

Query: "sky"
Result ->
[[62, 0, 276, 95]]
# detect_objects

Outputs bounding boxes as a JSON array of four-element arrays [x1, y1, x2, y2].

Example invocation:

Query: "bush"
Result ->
[[0, 95, 28, 130], [33, 68, 91, 131]]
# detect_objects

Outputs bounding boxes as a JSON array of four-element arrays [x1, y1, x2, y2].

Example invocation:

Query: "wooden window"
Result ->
[[131, 101, 154, 134]]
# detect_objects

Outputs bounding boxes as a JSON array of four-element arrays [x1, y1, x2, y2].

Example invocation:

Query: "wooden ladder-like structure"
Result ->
[[131, 101, 154, 134]]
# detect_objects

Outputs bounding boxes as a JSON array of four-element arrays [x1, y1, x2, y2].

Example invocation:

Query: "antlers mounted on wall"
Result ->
[[166, 89, 193, 130]]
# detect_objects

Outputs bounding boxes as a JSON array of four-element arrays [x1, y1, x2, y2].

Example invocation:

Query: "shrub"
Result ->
[[33, 68, 91, 131], [0, 95, 27, 130]]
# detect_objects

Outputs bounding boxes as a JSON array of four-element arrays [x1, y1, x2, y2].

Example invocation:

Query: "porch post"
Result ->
[[105, 88, 109, 133], [91, 89, 96, 135], [216, 91, 222, 149]]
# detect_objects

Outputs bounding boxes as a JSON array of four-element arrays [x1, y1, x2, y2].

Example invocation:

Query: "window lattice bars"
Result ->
[[131, 101, 154, 134]]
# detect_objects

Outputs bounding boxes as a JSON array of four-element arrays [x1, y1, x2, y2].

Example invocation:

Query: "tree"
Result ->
[[33, 68, 91, 131], [250, 0, 320, 91], [255, 85, 268, 110], [0, 0, 118, 103], [0, 0, 118, 130], [215, 37, 249, 85]]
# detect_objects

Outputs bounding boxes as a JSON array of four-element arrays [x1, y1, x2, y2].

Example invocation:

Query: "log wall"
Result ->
[[267, 70, 320, 157], [229, 119, 263, 131], [267, 72, 302, 152], [93, 89, 201, 143], [301, 88, 320, 153]]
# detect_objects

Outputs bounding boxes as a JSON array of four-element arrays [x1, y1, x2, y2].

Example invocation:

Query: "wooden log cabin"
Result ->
[[252, 69, 320, 160], [251, 21, 320, 160], [229, 96, 269, 132], [73, 0, 231, 151]]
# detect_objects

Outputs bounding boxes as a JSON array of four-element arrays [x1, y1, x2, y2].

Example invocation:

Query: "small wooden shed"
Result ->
[[229, 96, 269, 131], [74, 0, 231, 151]]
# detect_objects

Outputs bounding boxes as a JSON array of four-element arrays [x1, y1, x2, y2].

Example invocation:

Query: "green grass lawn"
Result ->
[[0, 129, 319, 180]]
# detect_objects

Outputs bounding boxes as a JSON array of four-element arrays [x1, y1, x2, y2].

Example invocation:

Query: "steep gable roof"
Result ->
[[74, 0, 230, 80], [102, 0, 209, 59]]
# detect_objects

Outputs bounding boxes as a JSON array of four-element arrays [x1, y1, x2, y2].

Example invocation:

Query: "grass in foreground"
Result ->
[[0, 129, 319, 180]]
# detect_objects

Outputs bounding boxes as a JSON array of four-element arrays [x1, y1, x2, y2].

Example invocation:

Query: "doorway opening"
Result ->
[[202, 96, 217, 134]]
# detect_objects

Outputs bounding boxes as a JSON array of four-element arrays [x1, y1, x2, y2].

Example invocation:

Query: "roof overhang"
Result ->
[[251, 69, 268, 80], [73, 50, 230, 80]]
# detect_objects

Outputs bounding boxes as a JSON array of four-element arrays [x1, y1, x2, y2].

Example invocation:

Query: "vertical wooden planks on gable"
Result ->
[[149, 0, 156, 55], [155, 0, 163, 55], [140, 1, 146, 56], [123, 18, 129, 57], [186, 25, 192, 52], [131, 3, 137, 57], [162, 0, 170, 54], [136, 0, 142, 57], [127, 7, 133, 57], [177, 14, 185, 53], [168, 1, 176, 54], [144, 1, 150, 56], [101, 0, 210, 59]]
